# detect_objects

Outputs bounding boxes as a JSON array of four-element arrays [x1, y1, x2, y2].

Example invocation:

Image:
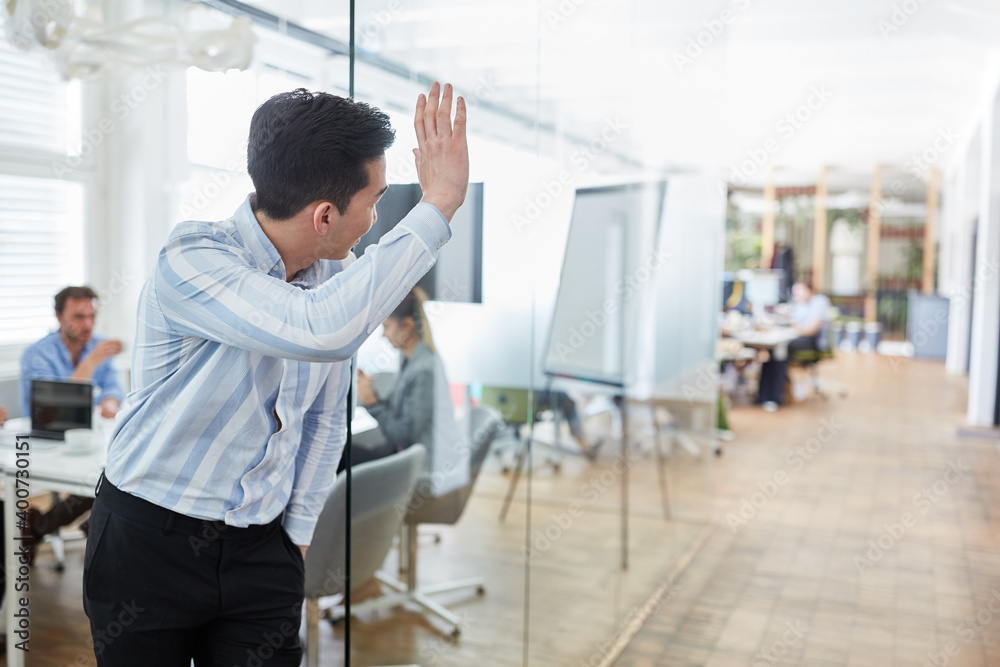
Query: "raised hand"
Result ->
[[413, 82, 469, 222]]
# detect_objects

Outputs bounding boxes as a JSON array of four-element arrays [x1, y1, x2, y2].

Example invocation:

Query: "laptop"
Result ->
[[27, 379, 93, 440]]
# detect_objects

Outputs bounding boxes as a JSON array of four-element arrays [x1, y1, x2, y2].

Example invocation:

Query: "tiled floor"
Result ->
[[618, 353, 1000, 666], [22, 352, 1000, 666]]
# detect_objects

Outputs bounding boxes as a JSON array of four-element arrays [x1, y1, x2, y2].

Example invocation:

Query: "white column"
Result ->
[[945, 130, 980, 376], [87, 0, 188, 356], [968, 92, 1000, 426]]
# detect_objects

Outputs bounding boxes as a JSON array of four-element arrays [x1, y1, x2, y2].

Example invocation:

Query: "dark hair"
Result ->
[[247, 88, 395, 220], [55, 286, 98, 314], [389, 287, 435, 352]]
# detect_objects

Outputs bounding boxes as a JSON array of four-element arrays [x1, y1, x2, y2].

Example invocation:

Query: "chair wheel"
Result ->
[[714, 448, 723, 456], [451, 627, 462, 638], [55, 562, 65, 572], [476, 585, 485, 595]]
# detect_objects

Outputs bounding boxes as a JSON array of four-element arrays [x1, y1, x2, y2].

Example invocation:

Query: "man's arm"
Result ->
[[90, 350, 125, 417], [155, 206, 449, 363], [282, 362, 350, 548]]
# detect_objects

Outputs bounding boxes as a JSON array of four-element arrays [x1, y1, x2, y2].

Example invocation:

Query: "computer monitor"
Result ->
[[30, 379, 93, 439], [355, 182, 484, 303], [739, 270, 781, 309]]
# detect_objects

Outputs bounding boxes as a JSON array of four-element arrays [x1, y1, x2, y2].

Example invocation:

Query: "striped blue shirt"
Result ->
[[105, 194, 451, 545]]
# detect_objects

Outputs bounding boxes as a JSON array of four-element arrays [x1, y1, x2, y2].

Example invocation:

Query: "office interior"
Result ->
[[2, 0, 1000, 665]]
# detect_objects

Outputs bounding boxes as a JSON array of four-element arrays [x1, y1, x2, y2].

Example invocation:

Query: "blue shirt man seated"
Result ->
[[19, 285, 124, 419], [18, 286, 124, 560]]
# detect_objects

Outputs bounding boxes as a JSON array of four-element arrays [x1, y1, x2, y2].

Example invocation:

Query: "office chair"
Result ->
[[336, 405, 503, 636], [790, 318, 848, 399], [303, 445, 426, 667]]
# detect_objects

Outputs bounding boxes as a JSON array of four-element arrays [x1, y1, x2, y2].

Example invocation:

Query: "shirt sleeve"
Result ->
[[282, 361, 350, 546], [366, 368, 434, 451], [155, 203, 451, 364], [19, 344, 61, 417], [92, 357, 125, 407]]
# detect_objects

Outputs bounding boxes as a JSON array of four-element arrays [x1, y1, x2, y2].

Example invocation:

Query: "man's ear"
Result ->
[[311, 201, 337, 235]]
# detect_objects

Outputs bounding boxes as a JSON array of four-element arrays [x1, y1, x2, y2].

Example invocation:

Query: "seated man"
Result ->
[[19, 286, 124, 559], [757, 281, 831, 411]]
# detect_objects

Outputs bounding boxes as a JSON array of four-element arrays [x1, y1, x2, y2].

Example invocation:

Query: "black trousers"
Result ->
[[82, 476, 304, 666], [757, 336, 819, 405]]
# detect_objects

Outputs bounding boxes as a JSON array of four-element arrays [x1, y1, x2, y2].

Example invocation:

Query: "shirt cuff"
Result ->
[[282, 511, 318, 547], [397, 202, 452, 254]]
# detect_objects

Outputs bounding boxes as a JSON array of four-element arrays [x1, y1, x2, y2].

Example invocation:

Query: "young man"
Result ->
[[83, 83, 468, 665], [19, 286, 124, 557]]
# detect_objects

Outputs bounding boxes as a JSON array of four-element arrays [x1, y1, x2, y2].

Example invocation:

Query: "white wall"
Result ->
[[967, 80, 1000, 426]]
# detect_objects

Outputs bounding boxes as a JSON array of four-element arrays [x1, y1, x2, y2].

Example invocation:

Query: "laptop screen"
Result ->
[[31, 379, 93, 435]]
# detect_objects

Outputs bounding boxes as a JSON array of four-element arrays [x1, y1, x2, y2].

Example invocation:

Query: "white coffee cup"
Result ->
[[64, 428, 93, 450]]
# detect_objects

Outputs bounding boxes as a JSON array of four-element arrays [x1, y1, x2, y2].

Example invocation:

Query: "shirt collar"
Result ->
[[234, 194, 285, 279]]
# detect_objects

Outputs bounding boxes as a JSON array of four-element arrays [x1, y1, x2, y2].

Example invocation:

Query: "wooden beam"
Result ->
[[761, 168, 776, 269], [923, 168, 939, 294], [812, 166, 828, 293], [865, 165, 882, 323]]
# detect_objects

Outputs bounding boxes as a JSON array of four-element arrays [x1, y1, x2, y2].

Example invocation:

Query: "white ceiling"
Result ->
[[241, 0, 1000, 187]]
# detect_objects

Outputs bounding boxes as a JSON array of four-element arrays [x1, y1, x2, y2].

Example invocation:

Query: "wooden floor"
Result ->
[[17, 352, 1000, 666]]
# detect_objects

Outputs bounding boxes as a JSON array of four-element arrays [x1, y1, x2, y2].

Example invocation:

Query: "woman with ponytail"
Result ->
[[352, 287, 465, 494]]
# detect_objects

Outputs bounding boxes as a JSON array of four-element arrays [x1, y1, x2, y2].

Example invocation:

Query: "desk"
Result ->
[[0, 409, 377, 667], [728, 326, 799, 361]]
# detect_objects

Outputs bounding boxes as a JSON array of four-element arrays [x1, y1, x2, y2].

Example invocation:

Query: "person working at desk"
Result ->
[[83, 83, 469, 666], [756, 281, 831, 411], [19, 286, 124, 561], [351, 287, 461, 480]]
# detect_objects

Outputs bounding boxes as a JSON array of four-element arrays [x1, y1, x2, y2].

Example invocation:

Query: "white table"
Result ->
[[0, 417, 106, 666], [0, 408, 378, 667], [730, 325, 800, 360]]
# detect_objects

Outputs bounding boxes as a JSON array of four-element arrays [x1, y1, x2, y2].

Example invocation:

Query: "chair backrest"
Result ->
[[816, 317, 833, 352], [479, 386, 530, 424], [404, 405, 503, 526], [467, 404, 504, 483], [303, 445, 425, 598]]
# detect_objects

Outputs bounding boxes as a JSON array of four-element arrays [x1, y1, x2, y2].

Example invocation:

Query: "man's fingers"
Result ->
[[423, 81, 440, 139], [413, 94, 427, 145], [454, 95, 467, 142], [437, 83, 453, 137]]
